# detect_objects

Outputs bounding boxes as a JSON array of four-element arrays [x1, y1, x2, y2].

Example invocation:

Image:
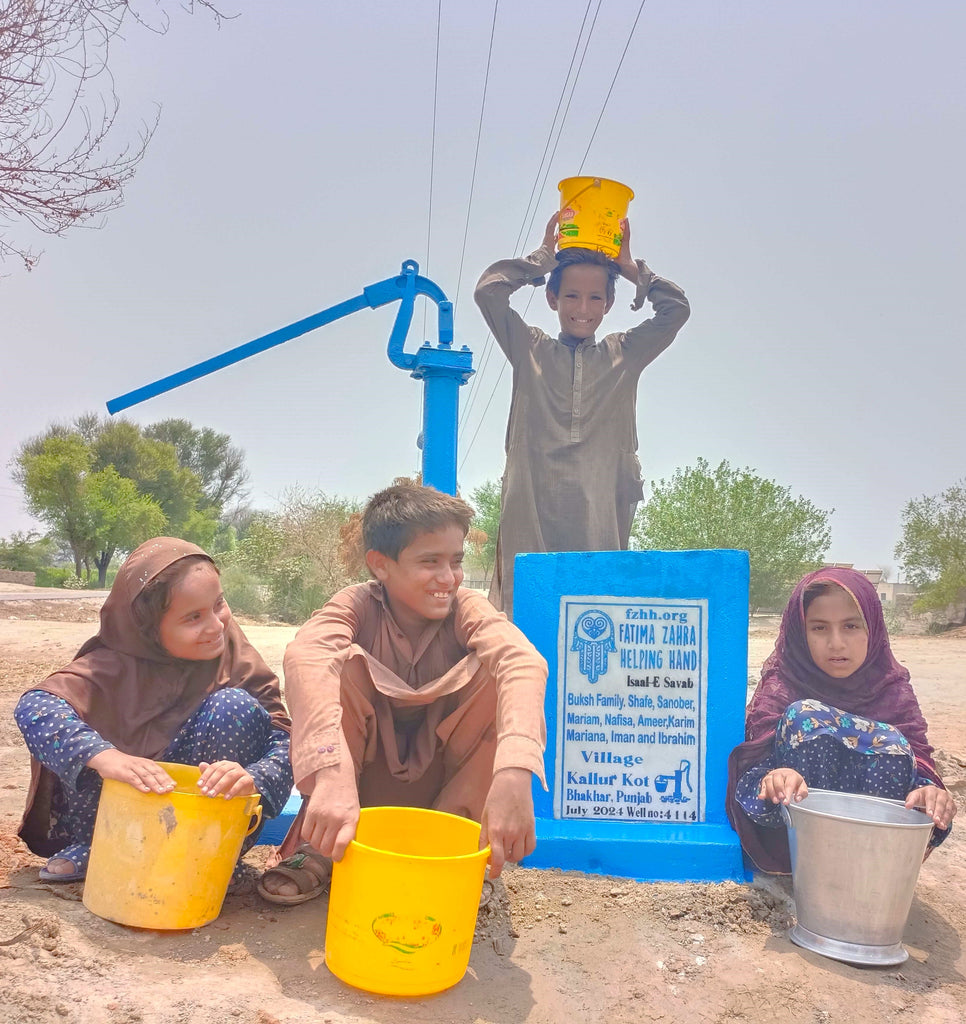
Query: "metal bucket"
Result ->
[[782, 789, 934, 966]]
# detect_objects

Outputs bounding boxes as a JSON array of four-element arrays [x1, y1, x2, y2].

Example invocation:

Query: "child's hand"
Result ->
[[615, 218, 639, 286], [758, 767, 808, 806], [299, 750, 360, 861], [87, 749, 176, 794], [906, 785, 957, 830], [542, 212, 559, 252], [198, 760, 258, 799], [479, 767, 536, 878]]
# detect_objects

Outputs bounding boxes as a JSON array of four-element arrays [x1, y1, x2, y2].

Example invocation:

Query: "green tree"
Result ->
[[143, 418, 249, 510], [12, 415, 222, 584], [467, 479, 501, 579], [16, 433, 97, 576], [222, 489, 364, 623], [895, 479, 966, 616], [86, 467, 167, 583], [0, 530, 58, 572], [632, 458, 832, 611], [92, 418, 205, 531]]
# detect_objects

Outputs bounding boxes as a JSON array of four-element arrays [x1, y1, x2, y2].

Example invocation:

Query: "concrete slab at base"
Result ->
[[527, 820, 750, 883]]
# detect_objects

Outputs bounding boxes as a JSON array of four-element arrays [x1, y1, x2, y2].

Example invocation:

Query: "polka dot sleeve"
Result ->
[[14, 690, 114, 791]]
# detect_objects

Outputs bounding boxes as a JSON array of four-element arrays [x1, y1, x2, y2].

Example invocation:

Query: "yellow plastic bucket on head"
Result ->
[[558, 176, 634, 257], [325, 806, 490, 996], [83, 762, 261, 930]]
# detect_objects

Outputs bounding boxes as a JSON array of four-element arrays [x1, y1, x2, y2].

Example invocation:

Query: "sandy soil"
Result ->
[[0, 595, 964, 1024]]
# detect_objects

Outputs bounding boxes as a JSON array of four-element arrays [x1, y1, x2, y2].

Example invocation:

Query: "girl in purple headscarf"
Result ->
[[727, 567, 957, 874]]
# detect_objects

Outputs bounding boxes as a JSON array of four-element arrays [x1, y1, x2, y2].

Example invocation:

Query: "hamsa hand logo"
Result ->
[[571, 609, 616, 684]]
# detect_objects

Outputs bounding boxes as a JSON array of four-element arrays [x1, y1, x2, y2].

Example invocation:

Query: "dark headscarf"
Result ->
[[726, 567, 942, 873], [19, 537, 290, 855]]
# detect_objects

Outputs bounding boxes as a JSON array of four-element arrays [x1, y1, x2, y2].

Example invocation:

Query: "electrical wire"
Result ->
[[422, 0, 442, 342], [457, 0, 600, 439], [577, 0, 647, 173], [452, 0, 501, 316], [459, 0, 647, 471], [417, 0, 443, 476]]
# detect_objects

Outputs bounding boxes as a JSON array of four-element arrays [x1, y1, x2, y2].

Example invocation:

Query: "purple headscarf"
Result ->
[[726, 567, 943, 873]]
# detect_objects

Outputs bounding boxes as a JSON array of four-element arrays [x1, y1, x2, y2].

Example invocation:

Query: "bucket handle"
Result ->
[[244, 797, 263, 837], [780, 804, 793, 830], [560, 178, 602, 211]]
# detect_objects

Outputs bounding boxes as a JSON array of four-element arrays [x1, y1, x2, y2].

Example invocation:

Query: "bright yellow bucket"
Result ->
[[558, 176, 634, 257], [325, 806, 490, 996], [83, 762, 261, 930]]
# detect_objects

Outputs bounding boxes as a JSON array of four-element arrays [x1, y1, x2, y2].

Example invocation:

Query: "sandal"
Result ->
[[39, 843, 89, 883], [257, 845, 331, 905]]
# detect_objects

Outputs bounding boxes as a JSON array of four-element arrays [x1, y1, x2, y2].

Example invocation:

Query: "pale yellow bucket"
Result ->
[[325, 806, 490, 996], [558, 176, 634, 257], [83, 761, 261, 930]]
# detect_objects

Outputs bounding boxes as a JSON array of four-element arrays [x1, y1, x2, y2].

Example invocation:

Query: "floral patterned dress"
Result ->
[[735, 698, 950, 849]]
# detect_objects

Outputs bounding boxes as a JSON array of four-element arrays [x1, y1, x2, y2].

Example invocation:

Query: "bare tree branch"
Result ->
[[0, 0, 224, 271]]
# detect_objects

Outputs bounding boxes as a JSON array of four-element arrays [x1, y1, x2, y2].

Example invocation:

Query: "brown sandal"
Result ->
[[257, 846, 332, 905]]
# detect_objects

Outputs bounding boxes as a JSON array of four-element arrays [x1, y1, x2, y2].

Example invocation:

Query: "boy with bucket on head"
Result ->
[[474, 202, 690, 619], [258, 483, 548, 904]]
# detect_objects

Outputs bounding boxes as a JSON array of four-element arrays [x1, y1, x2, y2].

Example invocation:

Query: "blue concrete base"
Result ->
[[527, 819, 751, 883], [256, 790, 302, 846]]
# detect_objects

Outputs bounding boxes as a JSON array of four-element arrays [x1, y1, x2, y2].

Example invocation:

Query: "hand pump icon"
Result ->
[[106, 261, 473, 496], [654, 760, 693, 804]]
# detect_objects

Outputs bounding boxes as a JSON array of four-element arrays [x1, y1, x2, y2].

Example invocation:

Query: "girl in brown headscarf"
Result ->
[[15, 538, 292, 882]]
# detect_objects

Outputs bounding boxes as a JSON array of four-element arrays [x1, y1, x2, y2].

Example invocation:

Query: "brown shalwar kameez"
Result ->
[[474, 244, 690, 618], [283, 581, 547, 824]]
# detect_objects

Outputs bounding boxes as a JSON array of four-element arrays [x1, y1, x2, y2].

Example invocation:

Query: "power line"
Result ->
[[459, 1, 648, 472], [452, 0, 501, 317], [417, 0, 442, 477], [578, 0, 647, 173], [458, 1, 600, 439], [422, 0, 442, 342]]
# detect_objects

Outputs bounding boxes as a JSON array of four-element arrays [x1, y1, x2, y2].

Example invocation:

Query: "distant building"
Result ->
[[821, 563, 917, 605]]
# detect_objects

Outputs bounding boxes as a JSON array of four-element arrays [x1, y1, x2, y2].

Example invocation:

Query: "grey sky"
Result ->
[[2, 1, 964, 575]]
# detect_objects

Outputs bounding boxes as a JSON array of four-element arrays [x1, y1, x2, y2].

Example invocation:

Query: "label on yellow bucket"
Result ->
[[371, 913, 443, 954]]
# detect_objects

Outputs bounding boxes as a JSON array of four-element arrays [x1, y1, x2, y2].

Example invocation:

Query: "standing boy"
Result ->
[[474, 214, 690, 618], [259, 483, 547, 903]]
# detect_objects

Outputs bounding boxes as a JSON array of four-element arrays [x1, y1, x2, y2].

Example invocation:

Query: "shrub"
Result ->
[[219, 563, 267, 618]]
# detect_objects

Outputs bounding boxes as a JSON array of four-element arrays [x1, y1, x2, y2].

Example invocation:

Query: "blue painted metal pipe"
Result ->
[[106, 261, 473, 496]]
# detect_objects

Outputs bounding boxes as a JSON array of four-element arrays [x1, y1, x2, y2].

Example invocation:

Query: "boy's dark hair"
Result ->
[[363, 484, 474, 560], [547, 247, 620, 303], [132, 554, 217, 648]]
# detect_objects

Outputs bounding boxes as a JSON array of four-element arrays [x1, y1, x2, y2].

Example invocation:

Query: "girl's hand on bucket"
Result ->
[[198, 760, 257, 799], [542, 212, 559, 252], [87, 749, 176, 794], [905, 785, 957, 830], [480, 767, 536, 879], [758, 768, 808, 806]]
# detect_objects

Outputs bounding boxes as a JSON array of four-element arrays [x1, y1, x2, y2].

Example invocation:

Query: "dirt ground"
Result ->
[[0, 593, 964, 1024]]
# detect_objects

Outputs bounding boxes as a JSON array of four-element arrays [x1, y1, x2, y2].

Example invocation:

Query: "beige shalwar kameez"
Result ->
[[474, 244, 690, 618], [283, 581, 547, 825]]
